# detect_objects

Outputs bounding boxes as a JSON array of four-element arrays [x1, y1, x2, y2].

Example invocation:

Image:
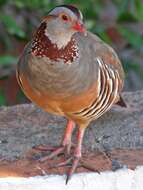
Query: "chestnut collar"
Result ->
[[31, 22, 79, 64]]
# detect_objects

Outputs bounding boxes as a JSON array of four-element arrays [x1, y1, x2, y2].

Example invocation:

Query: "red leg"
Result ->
[[39, 120, 75, 162], [66, 127, 85, 184], [62, 120, 75, 155]]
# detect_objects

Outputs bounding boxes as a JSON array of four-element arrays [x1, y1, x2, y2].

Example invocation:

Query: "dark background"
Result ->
[[0, 0, 143, 106]]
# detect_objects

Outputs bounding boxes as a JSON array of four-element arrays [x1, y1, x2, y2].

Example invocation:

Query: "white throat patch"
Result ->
[[45, 28, 73, 49]]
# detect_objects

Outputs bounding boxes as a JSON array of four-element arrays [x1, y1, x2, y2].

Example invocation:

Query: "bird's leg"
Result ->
[[66, 126, 85, 184], [39, 120, 75, 162], [62, 120, 76, 155]]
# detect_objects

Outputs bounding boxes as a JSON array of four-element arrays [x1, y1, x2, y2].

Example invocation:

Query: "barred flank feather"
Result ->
[[73, 57, 119, 120]]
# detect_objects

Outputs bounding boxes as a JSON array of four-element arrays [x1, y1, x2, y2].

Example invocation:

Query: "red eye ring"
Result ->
[[61, 14, 69, 21]]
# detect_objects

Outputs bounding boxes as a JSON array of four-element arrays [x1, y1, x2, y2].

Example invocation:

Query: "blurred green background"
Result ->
[[0, 0, 143, 106]]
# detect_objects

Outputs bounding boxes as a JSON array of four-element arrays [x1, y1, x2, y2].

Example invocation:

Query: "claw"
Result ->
[[66, 157, 80, 184]]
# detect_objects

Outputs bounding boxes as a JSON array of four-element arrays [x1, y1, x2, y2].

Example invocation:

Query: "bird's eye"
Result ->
[[61, 14, 69, 21]]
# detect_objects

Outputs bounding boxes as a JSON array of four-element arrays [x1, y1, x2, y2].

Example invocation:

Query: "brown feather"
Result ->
[[31, 22, 78, 63], [116, 95, 127, 107]]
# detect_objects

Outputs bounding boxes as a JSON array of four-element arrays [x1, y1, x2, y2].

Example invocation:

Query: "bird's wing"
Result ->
[[70, 32, 125, 121], [16, 42, 32, 91]]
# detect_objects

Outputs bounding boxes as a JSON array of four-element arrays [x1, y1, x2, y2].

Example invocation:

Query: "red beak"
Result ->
[[72, 21, 86, 33]]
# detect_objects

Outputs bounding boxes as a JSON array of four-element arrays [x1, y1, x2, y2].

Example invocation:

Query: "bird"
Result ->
[[16, 4, 126, 183]]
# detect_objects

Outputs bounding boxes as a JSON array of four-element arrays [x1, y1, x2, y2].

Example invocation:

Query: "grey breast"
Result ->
[[20, 32, 99, 99]]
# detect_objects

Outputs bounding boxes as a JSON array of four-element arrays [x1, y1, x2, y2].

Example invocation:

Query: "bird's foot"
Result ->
[[35, 142, 75, 162], [35, 120, 76, 162], [42, 155, 81, 184], [35, 144, 82, 184], [47, 155, 100, 184], [66, 156, 80, 184], [39, 146, 65, 162], [34, 145, 100, 184]]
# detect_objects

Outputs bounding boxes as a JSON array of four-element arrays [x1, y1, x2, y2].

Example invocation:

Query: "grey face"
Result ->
[[48, 6, 83, 22], [44, 5, 84, 48], [46, 5, 84, 37]]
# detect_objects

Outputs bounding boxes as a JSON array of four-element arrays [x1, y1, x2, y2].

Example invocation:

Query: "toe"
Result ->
[[33, 144, 56, 151], [39, 146, 65, 162], [54, 157, 72, 168], [66, 157, 80, 184]]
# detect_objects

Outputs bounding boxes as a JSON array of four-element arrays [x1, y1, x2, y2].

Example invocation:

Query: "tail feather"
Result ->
[[116, 95, 127, 108]]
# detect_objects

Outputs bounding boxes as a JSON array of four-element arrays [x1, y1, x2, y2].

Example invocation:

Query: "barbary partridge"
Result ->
[[17, 4, 126, 183]]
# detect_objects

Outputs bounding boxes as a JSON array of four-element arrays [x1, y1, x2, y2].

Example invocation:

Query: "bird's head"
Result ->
[[42, 5, 86, 48], [31, 5, 86, 62]]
